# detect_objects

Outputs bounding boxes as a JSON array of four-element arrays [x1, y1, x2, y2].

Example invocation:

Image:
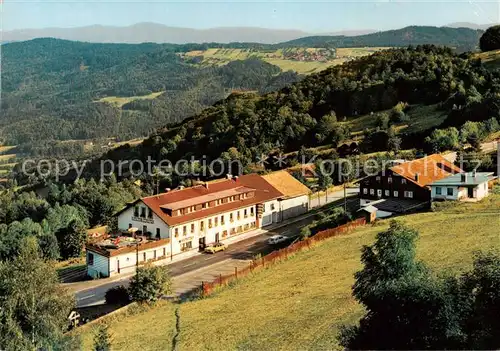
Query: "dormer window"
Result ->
[[388, 177, 393, 184], [202, 203, 208, 209], [401, 179, 407, 184]]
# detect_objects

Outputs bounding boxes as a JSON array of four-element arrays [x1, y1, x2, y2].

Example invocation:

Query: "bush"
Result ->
[[104, 285, 130, 305], [431, 200, 459, 212], [480, 25, 500, 52], [129, 264, 172, 304]]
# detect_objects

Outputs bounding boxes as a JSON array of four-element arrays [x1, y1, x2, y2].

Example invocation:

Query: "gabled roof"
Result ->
[[390, 154, 462, 187], [262, 170, 311, 199], [141, 173, 283, 226], [429, 172, 496, 186]]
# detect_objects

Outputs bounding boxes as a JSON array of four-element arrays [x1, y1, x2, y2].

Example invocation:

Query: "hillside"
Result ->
[[281, 26, 483, 51], [90, 45, 500, 180], [78, 194, 500, 350], [0, 38, 300, 148]]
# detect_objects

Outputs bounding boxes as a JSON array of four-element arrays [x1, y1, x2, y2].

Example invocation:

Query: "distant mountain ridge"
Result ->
[[2, 23, 375, 44]]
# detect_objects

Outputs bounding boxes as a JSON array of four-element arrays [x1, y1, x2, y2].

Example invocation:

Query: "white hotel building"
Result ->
[[86, 172, 311, 278]]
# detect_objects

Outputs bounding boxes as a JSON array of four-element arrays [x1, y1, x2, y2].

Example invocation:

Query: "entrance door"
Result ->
[[215, 233, 220, 243], [117, 259, 120, 274], [468, 187, 474, 198], [199, 237, 206, 251], [143, 225, 147, 235]]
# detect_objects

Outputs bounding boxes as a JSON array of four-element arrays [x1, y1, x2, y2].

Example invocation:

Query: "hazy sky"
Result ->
[[4, 0, 500, 32]]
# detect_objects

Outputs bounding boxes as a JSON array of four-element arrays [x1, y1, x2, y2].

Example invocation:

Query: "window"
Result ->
[[394, 191, 399, 197], [156, 228, 160, 239], [181, 241, 192, 252], [385, 190, 390, 196], [163, 248, 166, 257], [230, 213, 234, 222], [88, 253, 94, 266], [244, 209, 248, 218], [148, 208, 153, 218], [208, 219, 213, 228], [191, 223, 195, 233], [404, 191, 413, 198], [401, 179, 407, 184], [129, 223, 132, 229], [376, 176, 381, 182], [183, 226, 187, 235], [202, 203, 208, 209], [263, 204, 266, 212], [143, 252, 146, 261], [377, 189, 382, 197], [133, 206, 139, 217], [237, 211, 241, 220], [447, 188, 454, 196], [388, 177, 393, 184], [250, 207, 254, 216], [370, 189, 375, 195], [363, 188, 368, 194], [200, 221, 205, 231], [154, 250, 157, 259], [174, 228, 179, 237], [140, 207, 146, 218], [221, 215, 225, 225], [214, 217, 218, 226], [271, 203, 275, 211], [436, 187, 442, 195]]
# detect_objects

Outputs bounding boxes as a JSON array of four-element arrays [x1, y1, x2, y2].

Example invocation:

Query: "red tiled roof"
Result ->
[[391, 154, 462, 187], [142, 174, 283, 226]]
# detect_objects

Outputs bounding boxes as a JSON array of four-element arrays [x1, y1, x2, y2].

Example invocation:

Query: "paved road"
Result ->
[[74, 195, 359, 307]]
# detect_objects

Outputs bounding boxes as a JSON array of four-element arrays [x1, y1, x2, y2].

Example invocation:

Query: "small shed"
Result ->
[[357, 205, 378, 223]]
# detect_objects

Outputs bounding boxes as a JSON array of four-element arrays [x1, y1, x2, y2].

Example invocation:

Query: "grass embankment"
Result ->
[[78, 195, 500, 350]]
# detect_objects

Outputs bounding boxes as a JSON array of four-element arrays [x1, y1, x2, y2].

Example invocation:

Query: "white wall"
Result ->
[[431, 182, 489, 201], [279, 195, 309, 221], [262, 199, 280, 226], [118, 201, 171, 239]]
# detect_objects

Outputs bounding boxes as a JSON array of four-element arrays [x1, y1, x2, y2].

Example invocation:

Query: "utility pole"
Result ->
[[344, 181, 347, 213]]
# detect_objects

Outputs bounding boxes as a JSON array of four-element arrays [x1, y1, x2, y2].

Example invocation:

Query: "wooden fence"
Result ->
[[201, 217, 366, 296]]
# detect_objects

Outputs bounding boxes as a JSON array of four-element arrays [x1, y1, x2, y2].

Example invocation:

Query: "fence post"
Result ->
[[201, 281, 204, 295], [219, 273, 223, 286], [261, 257, 265, 268], [235, 266, 238, 279]]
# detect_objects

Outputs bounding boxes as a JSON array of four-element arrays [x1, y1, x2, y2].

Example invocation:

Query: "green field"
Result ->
[[182, 47, 390, 74], [96, 91, 164, 108], [78, 194, 500, 350]]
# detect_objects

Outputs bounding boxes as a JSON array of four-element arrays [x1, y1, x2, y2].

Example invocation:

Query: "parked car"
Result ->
[[267, 235, 288, 245], [204, 242, 228, 254]]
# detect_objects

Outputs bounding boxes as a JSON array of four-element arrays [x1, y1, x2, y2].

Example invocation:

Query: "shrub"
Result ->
[[93, 324, 111, 351], [480, 25, 500, 52], [129, 264, 172, 304], [105, 285, 130, 305]]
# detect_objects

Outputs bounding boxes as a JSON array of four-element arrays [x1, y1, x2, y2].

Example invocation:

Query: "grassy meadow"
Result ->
[[182, 47, 390, 74], [96, 91, 164, 108], [78, 194, 500, 350]]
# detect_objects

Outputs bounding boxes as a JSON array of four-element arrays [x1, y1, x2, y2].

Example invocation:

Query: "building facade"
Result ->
[[430, 172, 496, 202], [86, 172, 311, 278], [359, 154, 463, 206]]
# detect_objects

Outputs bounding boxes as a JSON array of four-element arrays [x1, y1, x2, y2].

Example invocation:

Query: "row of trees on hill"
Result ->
[[0, 177, 142, 261]]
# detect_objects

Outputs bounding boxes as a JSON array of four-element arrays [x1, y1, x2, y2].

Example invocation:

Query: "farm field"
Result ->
[[182, 47, 390, 74], [96, 91, 164, 108], [78, 194, 500, 350]]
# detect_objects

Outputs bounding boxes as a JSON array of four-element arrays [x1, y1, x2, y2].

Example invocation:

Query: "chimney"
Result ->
[[461, 173, 467, 182], [414, 173, 419, 182]]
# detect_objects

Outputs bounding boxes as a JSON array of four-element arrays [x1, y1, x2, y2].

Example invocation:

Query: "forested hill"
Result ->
[[282, 26, 483, 50], [93, 45, 500, 179], [0, 38, 300, 147]]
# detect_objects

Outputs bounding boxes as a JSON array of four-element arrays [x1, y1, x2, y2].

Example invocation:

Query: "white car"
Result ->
[[267, 235, 288, 245]]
